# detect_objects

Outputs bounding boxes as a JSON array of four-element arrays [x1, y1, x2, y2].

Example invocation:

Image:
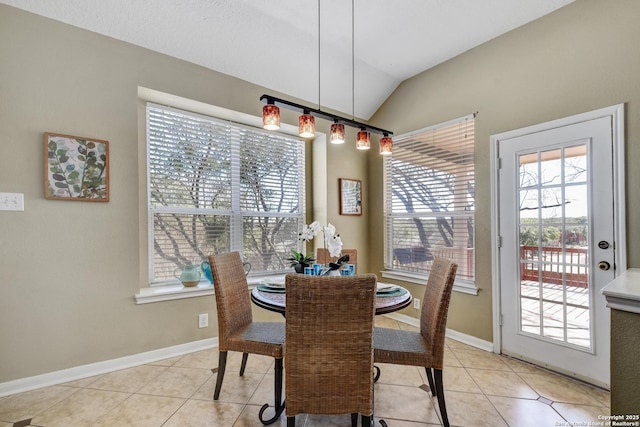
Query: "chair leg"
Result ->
[[213, 351, 227, 400], [361, 415, 372, 427], [287, 416, 295, 426], [351, 413, 358, 427], [434, 369, 450, 427], [239, 352, 249, 376], [425, 367, 436, 396]]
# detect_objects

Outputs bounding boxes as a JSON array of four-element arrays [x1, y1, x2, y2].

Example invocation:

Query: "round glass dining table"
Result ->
[[250, 281, 412, 316]]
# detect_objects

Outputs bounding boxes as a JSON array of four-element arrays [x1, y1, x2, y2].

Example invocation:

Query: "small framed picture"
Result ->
[[339, 178, 362, 216], [44, 132, 109, 202]]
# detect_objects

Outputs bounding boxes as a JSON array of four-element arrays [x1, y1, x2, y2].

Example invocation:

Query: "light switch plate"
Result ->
[[0, 192, 24, 211]]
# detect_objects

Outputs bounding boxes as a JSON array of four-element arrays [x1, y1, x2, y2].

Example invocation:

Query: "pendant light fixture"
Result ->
[[298, 111, 315, 138], [330, 120, 345, 144], [259, 0, 393, 153], [298, 0, 322, 139], [356, 128, 370, 150], [262, 102, 280, 130], [379, 133, 393, 155]]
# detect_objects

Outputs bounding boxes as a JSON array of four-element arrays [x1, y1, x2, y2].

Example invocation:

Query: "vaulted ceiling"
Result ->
[[1, 0, 574, 119]]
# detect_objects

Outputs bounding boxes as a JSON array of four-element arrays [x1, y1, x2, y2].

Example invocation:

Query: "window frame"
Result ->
[[145, 102, 305, 287], [382, 114, 478, 295]]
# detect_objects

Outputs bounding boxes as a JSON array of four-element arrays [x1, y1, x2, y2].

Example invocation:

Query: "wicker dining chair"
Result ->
[[285, 273, 378, 427], [373, 257, 458, 427], [316, 248, 358, 273], [208, 252, 285, 423]]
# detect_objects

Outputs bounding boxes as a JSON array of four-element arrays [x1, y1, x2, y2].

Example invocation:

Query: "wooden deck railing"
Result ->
[[393, 246, 474, 279], [520, 245, 588, 288]]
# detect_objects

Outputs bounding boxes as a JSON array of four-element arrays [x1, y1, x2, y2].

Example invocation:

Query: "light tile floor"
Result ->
[[0, 316, 610, 427]]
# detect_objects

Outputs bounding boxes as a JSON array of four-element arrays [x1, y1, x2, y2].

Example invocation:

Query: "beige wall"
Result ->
[[0, 5, 370, 382], [368, 0, 640, 341], [2, 0, 640, 384]]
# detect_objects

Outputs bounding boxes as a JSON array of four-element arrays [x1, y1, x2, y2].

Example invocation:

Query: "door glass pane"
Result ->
[[540, 188, 563, 220], [567, 307, 590, 347], [521, 294, 541, 335], [542, 301, 565, 340], [519, 153, 539, 187], [565, 184, 587, 218], [564, 145, 587, 184], [540, 149, 562, 186], [517, 144, 591, 350], [519, 189, 539, 216]]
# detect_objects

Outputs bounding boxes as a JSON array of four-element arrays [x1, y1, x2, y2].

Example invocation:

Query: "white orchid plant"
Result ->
[[291, 221, 349, 273], [300, 221, 344, 258]]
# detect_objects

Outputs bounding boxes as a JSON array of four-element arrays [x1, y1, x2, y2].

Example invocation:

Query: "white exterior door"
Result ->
[[492, 105, 625, 388]]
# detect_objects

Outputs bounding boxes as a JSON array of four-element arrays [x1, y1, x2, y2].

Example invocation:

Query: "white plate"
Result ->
[[376, 284, 399, 293], [261, 281, 285, 289]]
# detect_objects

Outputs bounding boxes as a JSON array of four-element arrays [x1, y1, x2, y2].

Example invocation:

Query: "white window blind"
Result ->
[[147, 103, 305, 284], [384, 114, 475, 281]]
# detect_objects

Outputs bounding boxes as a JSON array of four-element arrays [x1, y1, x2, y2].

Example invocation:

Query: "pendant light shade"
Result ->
[[298, 112, 315, 138], [262, 104, 280, 130], [330, 121, 345, 144], [356, 129, 370, 150], [379, 134, 393, 155]]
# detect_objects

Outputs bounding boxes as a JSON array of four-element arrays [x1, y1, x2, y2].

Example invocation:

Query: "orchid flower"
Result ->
[[299, 220, 322, 241], [299, 221, 344, 259], [327, 234, 343, 258]]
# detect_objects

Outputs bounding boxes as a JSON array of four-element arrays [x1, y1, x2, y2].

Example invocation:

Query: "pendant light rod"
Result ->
[[260, 94, 393, 137], [352, 0, 355, 121], [318, 0, 321, 111]]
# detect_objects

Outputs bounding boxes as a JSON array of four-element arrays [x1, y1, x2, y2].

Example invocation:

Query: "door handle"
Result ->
[[598, 261, 611, 271]]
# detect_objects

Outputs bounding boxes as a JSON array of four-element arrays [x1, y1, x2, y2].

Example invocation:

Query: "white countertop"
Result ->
[[601, 268, 640, 314]]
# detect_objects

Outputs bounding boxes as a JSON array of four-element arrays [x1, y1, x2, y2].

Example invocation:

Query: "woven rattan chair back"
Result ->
[[208, 252, 285, 423], [420, 256, 458, 368], [316, 248, 358, 273], [285, 273, 377, 426], [209, 251, 253, 352], [372, 256, 457, 427]]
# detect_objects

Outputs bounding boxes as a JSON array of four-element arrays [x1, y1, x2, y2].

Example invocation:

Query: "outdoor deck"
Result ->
[[520, 280, 591, 348]]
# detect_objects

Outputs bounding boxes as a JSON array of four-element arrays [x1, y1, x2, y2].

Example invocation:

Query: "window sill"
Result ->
[[134, 273, 287, 304], [380, 270, 478, 295], [134, 283, 214, 304]]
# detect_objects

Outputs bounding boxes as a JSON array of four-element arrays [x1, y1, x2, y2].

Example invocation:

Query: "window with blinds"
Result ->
[[147, 103, 305, 284], [384, 114, 475, 282]]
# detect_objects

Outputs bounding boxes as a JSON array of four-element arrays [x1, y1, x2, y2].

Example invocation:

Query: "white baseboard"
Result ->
[[0, 338, 218, 398], [445, 328, 494, 352], [383, 312, 494, 352]]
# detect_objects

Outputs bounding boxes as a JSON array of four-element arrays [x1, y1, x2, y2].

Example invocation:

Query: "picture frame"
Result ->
[[339, 178, 362, 216], [44, 132, 110, 202]]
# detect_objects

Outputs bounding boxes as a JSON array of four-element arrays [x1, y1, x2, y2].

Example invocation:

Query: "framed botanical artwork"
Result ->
[[44, 132, 110, 202], [339, 178, 362, 216]]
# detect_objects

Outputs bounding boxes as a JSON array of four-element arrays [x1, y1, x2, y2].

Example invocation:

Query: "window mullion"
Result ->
[[230, 127, 243, 253]]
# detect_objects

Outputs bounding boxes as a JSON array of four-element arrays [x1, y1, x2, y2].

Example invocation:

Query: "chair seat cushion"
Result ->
[[373, 326, 434, 368], [227, 322, 285, 358]]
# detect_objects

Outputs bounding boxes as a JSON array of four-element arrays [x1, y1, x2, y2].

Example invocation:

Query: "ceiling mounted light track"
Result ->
[[260, 94, 393, 138]]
